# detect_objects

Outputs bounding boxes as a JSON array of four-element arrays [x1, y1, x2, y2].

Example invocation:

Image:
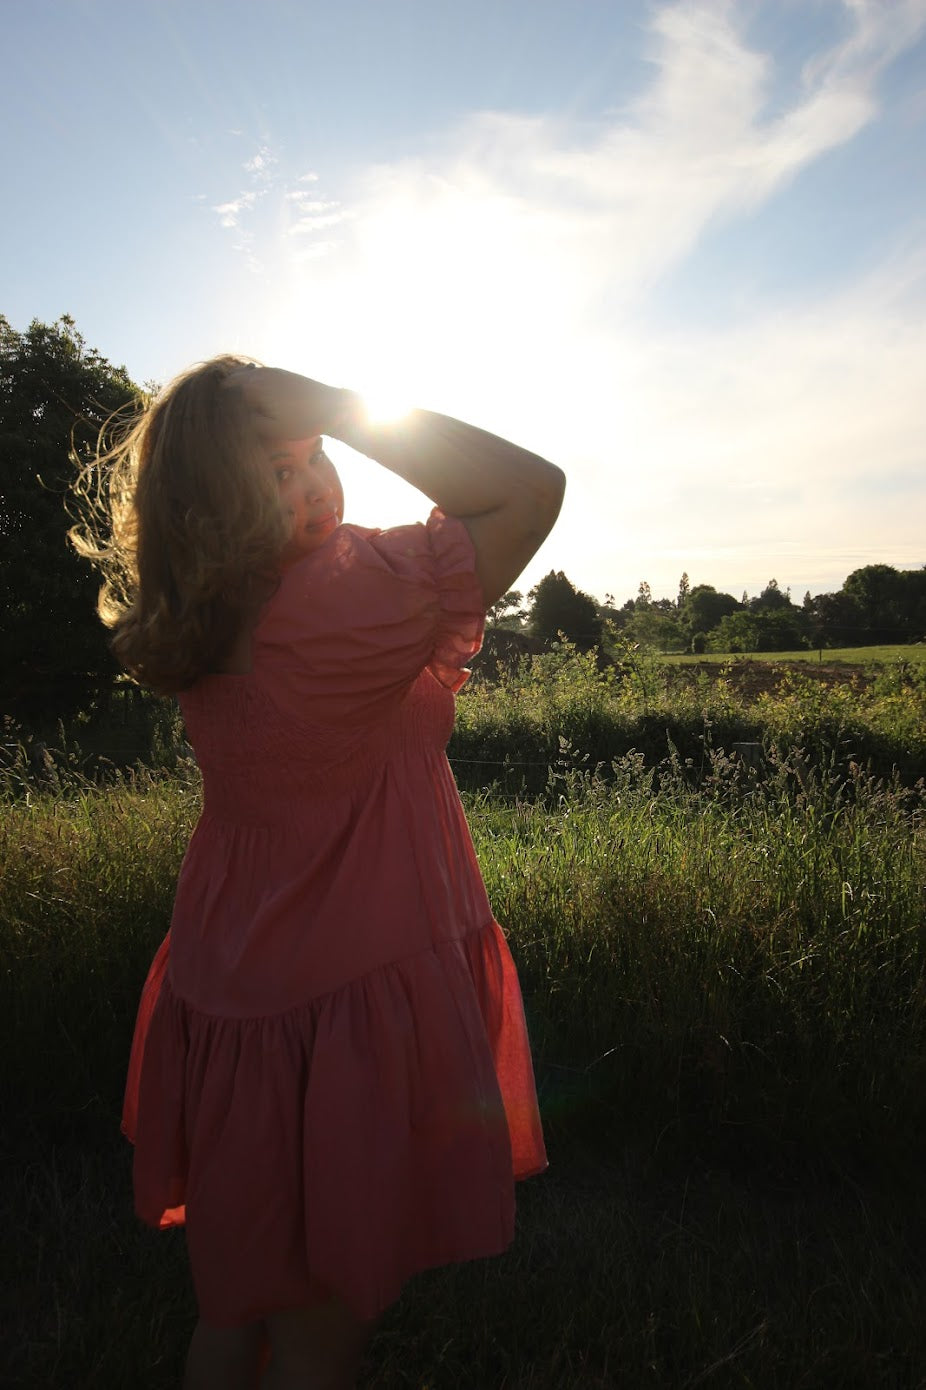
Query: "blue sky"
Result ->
[[4, 0, 925, 604]]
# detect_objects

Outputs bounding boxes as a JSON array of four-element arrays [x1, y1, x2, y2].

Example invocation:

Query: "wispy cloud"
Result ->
[[243, 144, 277, 178], [212, 190, 258, 229], [209, 150, 344, 272]]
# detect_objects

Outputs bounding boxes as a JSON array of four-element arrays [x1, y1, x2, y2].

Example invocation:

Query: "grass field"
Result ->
[[663, 643, 926, 667], [3, 657, 926, 1387]]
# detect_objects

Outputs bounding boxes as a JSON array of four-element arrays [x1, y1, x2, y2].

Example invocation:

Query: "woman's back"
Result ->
[[172, 515, 492, 1013]]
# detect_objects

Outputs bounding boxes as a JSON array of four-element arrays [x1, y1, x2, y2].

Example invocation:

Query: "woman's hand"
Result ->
[[223, 366, 351, 443]]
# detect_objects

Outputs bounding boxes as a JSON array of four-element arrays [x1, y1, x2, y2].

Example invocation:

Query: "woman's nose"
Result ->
[[301, 468, 330, 502]]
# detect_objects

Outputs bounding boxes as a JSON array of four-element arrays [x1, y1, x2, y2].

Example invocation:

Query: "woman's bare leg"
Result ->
[[263, 1298, 375, 1390], [183, 1317, 263, 1390]]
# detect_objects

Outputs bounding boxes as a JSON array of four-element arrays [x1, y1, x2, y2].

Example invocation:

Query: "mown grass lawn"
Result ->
[[662, 643, 926, 667]]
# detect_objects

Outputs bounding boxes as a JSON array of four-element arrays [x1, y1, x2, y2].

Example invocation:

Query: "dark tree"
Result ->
[[900, 566, 926, 640], [527, 570, 602, 648], [843, 564, 912, 643], [805, 590, 863, 648], [0, 315, 139, 719], [680, 584, 741, 637], [750, 578, 792, 612]]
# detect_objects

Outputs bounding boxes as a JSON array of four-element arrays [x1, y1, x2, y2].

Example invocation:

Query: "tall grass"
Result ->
[[4, 740, 924, 1159], [3, 657, 926, 1386], [1, 761, 199, 1130], [473, 750, 926, 1158]]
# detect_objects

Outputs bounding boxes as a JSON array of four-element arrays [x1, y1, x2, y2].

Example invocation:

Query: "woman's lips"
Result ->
[[306, 513, 338, 535]]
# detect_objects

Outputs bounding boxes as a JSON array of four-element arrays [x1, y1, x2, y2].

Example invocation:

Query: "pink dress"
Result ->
[[122, 509, 547, 1327]]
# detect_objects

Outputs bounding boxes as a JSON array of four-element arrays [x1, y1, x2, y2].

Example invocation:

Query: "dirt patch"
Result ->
[[671, 659, 874, 700]]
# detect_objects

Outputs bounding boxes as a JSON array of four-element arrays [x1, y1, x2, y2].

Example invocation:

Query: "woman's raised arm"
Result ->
[[226, 368, 566, 607]]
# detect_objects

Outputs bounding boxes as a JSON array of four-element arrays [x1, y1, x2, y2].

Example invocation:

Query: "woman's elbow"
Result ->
[[534, 463, 566, 537]]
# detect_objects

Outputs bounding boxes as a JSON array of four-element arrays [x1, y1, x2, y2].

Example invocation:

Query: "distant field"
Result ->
[[662, 643, 926, 667]]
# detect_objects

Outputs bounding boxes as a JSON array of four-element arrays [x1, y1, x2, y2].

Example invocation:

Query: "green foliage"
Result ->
[[473, 752, 926, 1155], [7, 739, 924, 1151], [680, 583, 740, 638], [749, 577, 791, 611], [527, 570, 602, 648], [454, 642, 926, 792], [709, 606, 808, 653], [804, 588, 862, 647], [485, 588, 525, 628], [4, 668, 926, 1386], [633, 567, 926, 652], [842, 562, 926, 643], [0, 314, 139, 720], [0, 764, 199, 1125], [622, 603, 683, 652]]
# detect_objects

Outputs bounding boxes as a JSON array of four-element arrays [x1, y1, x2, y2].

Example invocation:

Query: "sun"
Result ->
[[355, 381, 414, 425], [255, 178, 565, 524]]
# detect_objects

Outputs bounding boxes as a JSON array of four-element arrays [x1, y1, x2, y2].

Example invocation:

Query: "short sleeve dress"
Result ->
[[121, 509, 547, 1327]]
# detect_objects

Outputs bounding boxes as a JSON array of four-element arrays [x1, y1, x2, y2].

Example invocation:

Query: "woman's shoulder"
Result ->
[[266, 513, 475, 617], [263, 523, 409, 621], [251, 520, 437, 658], [215, 512, 483, 721]]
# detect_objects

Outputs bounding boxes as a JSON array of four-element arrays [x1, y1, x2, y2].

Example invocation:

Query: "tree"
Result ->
[[486, 589, 525, 628], [708, 611, 759, 654], [843, 564, 909, 643], [677, 572, 690, 609], [709, 607, 807, 653], [597, 592, 627, 634], [805, 590, 863, 648], [680, 584, 741, 638], [624, 605, 682, 652], [0, 315, 139, 719], [750, 578, 792, 612], [900, 566, 926, 640], [527, 570, 602, 648]]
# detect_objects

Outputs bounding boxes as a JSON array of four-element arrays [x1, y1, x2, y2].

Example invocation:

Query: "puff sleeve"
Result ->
[[254, 508, 485, 727]]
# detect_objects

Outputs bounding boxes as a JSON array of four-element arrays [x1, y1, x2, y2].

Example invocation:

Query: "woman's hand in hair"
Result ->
[[223, 362, 566, 607], [223, 366, 351, 445]]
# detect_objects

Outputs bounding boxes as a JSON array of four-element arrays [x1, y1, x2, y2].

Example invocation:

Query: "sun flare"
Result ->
[[357, 383, 414, 425]]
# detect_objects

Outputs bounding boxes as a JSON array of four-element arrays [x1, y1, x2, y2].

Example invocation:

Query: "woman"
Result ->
[[78, 359, 565, 1389]]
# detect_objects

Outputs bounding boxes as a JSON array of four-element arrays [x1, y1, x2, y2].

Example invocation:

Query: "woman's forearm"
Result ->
[[224, 367, 566, 605], [332, 394, 566, 606], [332, 394, 565, 524]]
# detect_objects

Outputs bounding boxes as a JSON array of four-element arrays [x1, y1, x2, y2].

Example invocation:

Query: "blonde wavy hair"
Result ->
[[71, 354, 287, 693]]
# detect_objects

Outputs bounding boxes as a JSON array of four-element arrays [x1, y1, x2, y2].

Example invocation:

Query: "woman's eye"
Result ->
[[310, 446, 327, 466], [275, 466, 293, 484]]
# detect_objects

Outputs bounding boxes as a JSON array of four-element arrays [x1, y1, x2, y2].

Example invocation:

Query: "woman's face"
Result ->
[[266, 436, 344, 564]]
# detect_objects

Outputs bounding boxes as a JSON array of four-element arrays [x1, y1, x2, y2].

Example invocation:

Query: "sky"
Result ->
[[3, 0, 925, 605]]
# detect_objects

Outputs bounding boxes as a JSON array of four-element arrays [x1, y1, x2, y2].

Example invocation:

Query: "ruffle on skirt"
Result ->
[[122, 921, 547, 1326]]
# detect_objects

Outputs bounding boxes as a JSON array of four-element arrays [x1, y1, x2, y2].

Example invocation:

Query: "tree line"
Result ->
[[2, 314, 923, 722], [507, 565, 926, 655]]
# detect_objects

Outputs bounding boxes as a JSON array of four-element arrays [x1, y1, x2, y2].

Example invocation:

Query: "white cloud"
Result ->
[[209, 148, 345, 267], [243, 145, 277, 177], [212, 191, 258, 228]]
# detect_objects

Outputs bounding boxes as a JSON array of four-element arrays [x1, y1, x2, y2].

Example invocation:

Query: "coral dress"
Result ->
[[122, 509, 547, 1326]]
